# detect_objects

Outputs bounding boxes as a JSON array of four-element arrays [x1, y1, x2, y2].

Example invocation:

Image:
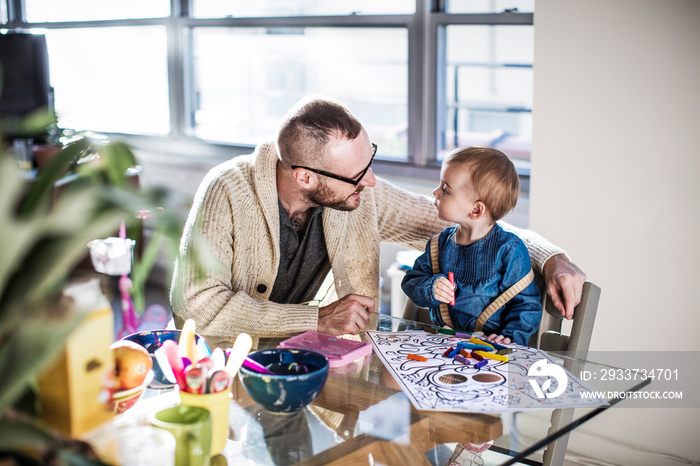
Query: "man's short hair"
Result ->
[[444, 146, 520, 221], [277, 96, 363, 168]]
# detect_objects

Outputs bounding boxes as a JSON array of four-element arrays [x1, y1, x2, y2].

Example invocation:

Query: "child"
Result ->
[[401, 147, 541, 346]]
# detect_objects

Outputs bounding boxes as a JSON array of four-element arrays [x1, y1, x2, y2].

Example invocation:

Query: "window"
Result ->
[[2, 1, 533, 173], [441, 25, 533, 163], [25, 0, 169, 22], [192, 27, 408, 159], [447, 0, 534, 14], [45, 26, 170, 135], [192, 0, 414, 18]]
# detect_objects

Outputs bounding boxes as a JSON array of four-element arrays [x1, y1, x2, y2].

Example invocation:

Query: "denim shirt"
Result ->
[[401, 224, 541, 346]]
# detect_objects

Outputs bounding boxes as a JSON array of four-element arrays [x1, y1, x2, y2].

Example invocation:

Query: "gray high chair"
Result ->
[[401, 278, 602, 466]]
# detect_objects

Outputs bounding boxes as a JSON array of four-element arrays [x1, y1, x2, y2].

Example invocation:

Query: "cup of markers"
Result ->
[[155, 320, 250, 457]]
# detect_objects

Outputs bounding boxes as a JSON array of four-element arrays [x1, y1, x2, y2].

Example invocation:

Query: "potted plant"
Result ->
[[0, 114, 206, 463]]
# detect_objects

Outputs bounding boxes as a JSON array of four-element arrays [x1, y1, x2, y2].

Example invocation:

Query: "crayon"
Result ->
[[474, 350, 509, 362], [425, 327, 439, 334], [438, 328, 456, 335], [474, 359, 488, 369], [455, 332, 471, 339], [457, 343, 492, 352], [497, 348, 514, 356], [454, 354, 469, 365], [470, 337, 494, 349], [448, 272, 455, 305], [407, 353, 427, 361], [476, 338, 508, 350]]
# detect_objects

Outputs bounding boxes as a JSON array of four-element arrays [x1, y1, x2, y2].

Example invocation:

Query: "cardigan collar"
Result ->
[[252, 142, 349, 267]]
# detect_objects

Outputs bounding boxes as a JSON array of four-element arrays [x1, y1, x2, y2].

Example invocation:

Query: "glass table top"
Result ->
[[89, 314, 650, 465]]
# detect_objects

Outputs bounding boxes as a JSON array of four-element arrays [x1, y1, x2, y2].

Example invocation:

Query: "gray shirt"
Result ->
[[269, 202, 331, 304]]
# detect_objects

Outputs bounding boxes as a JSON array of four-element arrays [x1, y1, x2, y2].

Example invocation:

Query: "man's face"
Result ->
[[305, 132, 377, 211]]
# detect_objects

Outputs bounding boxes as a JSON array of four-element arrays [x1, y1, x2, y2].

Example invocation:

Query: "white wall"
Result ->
[[531, 1, 700, 464]]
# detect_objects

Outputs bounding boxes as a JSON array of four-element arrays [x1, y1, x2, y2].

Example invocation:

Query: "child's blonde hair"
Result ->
[[444, 146, 519, 221]]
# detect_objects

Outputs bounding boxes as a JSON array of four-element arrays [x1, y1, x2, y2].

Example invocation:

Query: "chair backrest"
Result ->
[[529, 280, 601, 358], [401, 278, 601, 357]]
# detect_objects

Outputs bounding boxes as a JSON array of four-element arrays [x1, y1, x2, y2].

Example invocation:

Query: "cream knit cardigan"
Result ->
[[170, 142, 564, 348]]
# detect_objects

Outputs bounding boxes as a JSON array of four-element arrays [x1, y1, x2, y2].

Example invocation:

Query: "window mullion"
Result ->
[[418, 1, 442, 167], [166, 0, 189, 138], [7, 0, 24, 23]]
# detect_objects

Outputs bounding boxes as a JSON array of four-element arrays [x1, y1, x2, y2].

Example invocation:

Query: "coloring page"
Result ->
[[365, 331, 607, 413]]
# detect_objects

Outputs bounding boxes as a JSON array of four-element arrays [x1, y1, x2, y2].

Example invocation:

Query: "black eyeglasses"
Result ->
[[291, 143, 377, 187]]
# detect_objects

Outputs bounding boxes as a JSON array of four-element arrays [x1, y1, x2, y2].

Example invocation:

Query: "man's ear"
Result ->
[[470, 201, 486, 219], [292, 168, 314, 188]]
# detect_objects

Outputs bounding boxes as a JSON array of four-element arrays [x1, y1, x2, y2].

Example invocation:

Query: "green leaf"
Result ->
[[20, 139, 90, 216], [21, 108, 58, 135], [130, 223, 164, 313], [0, 415, 54, 450], [94, 142, 138, 188], [0, 414, 109, 465]]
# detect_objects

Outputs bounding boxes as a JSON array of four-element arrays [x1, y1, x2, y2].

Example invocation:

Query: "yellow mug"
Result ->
[[178, 388, 232, 456]]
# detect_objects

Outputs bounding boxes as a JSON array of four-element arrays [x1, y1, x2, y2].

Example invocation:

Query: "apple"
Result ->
[[110, 339, 153, 390]]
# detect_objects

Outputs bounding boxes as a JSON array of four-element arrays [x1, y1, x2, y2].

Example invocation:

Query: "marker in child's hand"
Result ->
[[448, 272, 455, 305]]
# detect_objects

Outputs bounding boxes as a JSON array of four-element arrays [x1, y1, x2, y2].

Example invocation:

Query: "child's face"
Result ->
[[432, 163, 478, 224]]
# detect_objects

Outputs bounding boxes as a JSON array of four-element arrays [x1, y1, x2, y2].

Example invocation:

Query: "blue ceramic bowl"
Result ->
[[123, 329, 210, 389], [239, 349, 329, 413]]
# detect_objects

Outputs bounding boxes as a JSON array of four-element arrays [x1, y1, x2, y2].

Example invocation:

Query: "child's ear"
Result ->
[[470, 201, 486, 219]]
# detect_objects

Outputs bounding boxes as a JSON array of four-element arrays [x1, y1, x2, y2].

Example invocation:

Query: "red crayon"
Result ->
[[448, 272, 455, 305]]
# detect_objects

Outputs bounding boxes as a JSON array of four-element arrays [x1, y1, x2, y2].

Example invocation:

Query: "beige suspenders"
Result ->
[[430, 234, 455, 328], [429, 233, 534, 331]]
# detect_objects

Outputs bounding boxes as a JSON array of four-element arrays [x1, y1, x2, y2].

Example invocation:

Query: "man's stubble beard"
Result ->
[[308, 180, 363, 211]]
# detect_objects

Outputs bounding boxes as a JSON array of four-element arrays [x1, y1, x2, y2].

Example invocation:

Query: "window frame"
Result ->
[[1, 0, 533, 180]]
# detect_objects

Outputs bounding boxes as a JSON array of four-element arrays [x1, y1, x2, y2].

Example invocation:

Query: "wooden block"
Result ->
[[38, 305, 115, 437]]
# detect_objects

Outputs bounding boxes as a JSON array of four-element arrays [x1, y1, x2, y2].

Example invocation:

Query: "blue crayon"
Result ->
[[476, 338, 508, 350], [456, 342, 492, 352], [447, 348, 460, 358], [474, 359, 488, 369]]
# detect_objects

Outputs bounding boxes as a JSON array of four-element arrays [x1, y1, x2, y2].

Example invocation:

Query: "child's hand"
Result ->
[[486, 334, 512, 345], [433, 276, 455, 304]]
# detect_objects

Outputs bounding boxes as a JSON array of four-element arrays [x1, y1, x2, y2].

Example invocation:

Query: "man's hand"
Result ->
[[317, 294, 374, 336], [542, 254, 587, 320]]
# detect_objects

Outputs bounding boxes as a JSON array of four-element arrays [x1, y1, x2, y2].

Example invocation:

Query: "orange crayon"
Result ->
[[407, 354, 427, 362]]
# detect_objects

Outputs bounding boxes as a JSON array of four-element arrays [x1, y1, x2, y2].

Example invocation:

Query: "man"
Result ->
[[171, 96, 585, 348]]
